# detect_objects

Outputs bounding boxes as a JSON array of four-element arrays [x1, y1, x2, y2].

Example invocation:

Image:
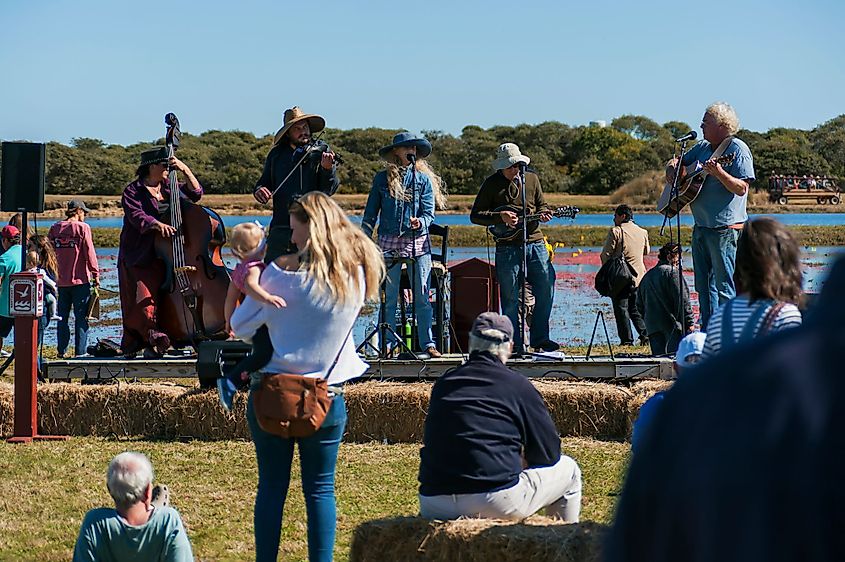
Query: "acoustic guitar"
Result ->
[[657, 153, 737, 218], [485, 205, 580, 242]]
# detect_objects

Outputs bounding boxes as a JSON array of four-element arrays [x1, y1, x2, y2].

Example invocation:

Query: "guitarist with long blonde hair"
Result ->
[[665, 102, 755, 329]]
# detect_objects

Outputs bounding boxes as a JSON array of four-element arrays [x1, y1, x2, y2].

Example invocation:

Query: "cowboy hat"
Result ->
[[378, 132, 432, 159], [491, 143, 530, 170], [273, 107, 326, 146], [138, 146, 168, 167]]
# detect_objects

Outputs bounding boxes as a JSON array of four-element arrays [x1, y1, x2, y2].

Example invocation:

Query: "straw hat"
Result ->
[[273, 106, 326, 146], [491, 143, 530, 170]]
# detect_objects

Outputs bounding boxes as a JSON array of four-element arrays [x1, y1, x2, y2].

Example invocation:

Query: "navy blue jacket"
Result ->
[[255, 143, 339, 230], [605, 257, 845, 561], [418, 351, 561, 496]]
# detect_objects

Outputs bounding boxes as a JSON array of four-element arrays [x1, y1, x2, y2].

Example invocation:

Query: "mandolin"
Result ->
[[485, 205, 580, 242], [657, 153, 737, 218]]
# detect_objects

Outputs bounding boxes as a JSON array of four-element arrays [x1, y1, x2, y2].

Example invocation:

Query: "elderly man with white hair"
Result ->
[[417, 312, 582, 521], [666, 102, 756, 329], [73, 452, 193, 562]]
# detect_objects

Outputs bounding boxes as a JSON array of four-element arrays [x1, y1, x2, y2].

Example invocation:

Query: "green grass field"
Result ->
[[0, 437, 628, 561]]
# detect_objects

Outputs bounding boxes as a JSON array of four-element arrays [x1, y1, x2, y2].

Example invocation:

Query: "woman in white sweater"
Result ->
[[231, 192, 384, 562]]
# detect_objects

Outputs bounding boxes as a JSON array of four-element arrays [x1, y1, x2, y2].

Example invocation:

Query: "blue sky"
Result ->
[[1, 0, 842, 145]]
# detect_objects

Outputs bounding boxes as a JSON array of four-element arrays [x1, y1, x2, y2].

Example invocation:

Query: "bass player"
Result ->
[[470, 143, 558, 355], [665, 102, 755, 329]]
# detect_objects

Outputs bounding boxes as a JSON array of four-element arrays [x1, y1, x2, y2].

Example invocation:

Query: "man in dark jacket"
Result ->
[[253, 106, 339, 261], [418, 312, 582, 521], [605, 257, 845, 562], [636, 243, 694, 355]]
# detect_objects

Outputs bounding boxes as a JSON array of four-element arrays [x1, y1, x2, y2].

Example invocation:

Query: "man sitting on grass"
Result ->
[[73, 452, 193, 562], [418, 312, 582, 521]]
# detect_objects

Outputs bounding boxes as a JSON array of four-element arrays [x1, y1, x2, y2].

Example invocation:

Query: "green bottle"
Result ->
[[404, 319, 412, 350]]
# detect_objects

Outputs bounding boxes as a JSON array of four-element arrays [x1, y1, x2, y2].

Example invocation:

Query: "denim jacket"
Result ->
[[361, 168, 435, 237]]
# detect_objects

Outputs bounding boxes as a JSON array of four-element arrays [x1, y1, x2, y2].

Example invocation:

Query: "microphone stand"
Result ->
[[666, 139, 691, 351], [397, 154, 424, 360], [518, 163, 529, 353]]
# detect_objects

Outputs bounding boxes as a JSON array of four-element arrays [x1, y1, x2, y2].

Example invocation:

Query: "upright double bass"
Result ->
[[154, 113, 230, 346]]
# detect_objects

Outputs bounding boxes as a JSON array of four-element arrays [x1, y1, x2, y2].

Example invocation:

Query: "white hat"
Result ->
[[491, 143, 530, 170], [676, 332, 706, 368]]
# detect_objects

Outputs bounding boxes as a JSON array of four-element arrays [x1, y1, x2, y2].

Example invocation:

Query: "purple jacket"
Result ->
[[119, 179, 203, 267]]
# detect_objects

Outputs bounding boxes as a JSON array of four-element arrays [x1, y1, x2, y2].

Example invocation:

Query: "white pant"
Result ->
[[419, 455, 582, 522]]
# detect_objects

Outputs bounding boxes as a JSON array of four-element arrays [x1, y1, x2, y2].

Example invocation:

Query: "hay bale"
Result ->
[[625, 380, 674, 440], [164, 387, 250, 440], [345, 382, 431, 443], [38, 382, 179, 437], [534, 381, 632, 440], [0, 382, 13, 437], [350, 515, 607, 562]]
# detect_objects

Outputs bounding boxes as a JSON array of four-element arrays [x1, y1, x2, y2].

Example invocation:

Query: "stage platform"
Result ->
[[43, 353, 674, 382]]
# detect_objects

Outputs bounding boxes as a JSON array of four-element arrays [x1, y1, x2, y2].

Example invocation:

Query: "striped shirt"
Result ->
[[702, 295, 802, 358]]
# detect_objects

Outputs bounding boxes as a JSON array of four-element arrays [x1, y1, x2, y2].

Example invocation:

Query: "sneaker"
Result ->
[[151, 484, 170, 509], [0, 350, 10, 358], [217, 377, 237, 412]]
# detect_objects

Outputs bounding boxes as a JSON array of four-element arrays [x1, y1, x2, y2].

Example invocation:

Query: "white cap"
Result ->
[[676, 332, 706, 368]]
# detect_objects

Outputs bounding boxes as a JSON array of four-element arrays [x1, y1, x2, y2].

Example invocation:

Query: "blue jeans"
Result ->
[[692, 226, 739, 329], [384, 253, 434, 350], [57, 283, 91, 357], [247, 392, 347, 562], [496, 242, 555, 351]]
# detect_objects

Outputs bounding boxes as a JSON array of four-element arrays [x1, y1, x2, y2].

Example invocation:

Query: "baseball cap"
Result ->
[[676, 332, 706, 368], [1, 225, 20, 240], [471, 312, 514, 343]]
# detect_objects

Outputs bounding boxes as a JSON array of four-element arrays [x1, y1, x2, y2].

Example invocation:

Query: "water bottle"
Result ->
[[404, 319, 412, 350]]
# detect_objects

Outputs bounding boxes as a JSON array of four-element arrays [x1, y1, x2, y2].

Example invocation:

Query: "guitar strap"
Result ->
[[698, 136, 733, 180]]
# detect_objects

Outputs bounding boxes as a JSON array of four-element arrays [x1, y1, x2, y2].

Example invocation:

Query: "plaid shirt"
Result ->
[[378, 233, 431, 258]]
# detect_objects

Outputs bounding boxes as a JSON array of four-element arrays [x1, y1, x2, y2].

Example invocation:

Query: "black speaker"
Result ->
[[1, 142, 46, 213]]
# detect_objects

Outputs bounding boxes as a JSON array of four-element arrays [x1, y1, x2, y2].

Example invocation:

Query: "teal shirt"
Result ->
[[0, 244, 22, 317], [73, 506, 194, 562]]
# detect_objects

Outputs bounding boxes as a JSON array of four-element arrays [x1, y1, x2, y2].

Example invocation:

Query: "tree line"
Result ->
[[6, 114, 844, 197]]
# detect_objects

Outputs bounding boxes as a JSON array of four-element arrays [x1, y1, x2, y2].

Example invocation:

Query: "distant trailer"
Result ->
[[768, 175, 841, 205]]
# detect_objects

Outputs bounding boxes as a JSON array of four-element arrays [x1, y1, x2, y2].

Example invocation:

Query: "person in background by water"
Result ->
[[231, 192, 384, 562], [701, 217, 803, 358], [28, 234, 62, 364], [118, 147, 202, 358], [666, 102, 755, 329], [0, 226, 23, 356], [470, 143, 558, 355], [217, 222, 287, 411], [362, 132, 447, 359], [600, 204, 650, 346], [48, 199, 99, 358], [253, 106, 339, 262], [630, 331, 705, 454], [636, 243, 695, 356]]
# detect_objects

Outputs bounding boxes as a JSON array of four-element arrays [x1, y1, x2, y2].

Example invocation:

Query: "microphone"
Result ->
[[674, 131, 697, 143], [406, 153, 417, 165]]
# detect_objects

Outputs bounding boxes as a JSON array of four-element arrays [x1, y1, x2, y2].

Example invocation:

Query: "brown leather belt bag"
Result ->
[[254, 374, 331, 438], [252, 324, 352, 439]]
